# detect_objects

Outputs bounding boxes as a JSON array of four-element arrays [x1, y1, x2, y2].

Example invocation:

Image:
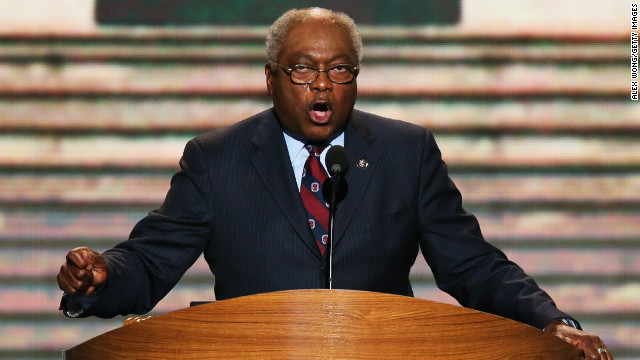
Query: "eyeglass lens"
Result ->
[[289, 66, 355, 84]]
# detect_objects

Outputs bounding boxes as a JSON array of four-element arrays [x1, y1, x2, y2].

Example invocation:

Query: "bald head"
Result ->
[[266, 7, 363, 66]]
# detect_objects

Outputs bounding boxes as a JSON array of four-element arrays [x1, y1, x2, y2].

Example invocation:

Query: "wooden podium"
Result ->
[[63, 289, 584, 359]]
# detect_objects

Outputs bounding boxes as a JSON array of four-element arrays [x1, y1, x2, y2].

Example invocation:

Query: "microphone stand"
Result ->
[[325, 173, 340, 289]]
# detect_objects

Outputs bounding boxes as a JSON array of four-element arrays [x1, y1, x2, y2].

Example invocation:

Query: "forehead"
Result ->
[[279, 20, 357, 63]]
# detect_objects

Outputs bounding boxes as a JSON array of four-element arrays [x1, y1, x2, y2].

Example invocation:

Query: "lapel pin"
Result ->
[[356, 157, 369, 170]]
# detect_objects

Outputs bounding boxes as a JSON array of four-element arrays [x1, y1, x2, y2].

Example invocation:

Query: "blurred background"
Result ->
[[0, 0, 638, 358]]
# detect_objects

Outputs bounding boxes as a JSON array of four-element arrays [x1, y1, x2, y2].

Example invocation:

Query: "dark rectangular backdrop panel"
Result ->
[[96, 0, 460, 26]]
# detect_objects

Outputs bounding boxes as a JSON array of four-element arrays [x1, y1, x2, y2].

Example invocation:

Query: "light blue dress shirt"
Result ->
[[283, 131, 345, 190]]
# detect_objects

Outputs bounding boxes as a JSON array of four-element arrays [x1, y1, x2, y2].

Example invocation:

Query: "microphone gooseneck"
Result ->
[[323, 145, 349, 289]]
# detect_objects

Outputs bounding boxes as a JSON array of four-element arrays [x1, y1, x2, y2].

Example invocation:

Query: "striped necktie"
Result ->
[[300, 144, 330, 255]]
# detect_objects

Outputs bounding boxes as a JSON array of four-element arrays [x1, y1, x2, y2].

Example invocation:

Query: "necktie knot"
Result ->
[[305, 144, 327, 157]]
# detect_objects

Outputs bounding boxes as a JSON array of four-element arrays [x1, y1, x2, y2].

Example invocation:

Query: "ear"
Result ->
[[265, 64, 274, 96]]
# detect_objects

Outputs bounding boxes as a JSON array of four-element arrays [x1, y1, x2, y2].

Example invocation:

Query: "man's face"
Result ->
[[265, 20, 358, 142]]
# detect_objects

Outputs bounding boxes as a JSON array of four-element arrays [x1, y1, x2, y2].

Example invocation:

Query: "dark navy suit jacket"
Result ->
[[74, 108, 571, 329]]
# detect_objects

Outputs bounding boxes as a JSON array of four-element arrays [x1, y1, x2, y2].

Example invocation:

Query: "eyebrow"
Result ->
[[290, 52, 354, 64]]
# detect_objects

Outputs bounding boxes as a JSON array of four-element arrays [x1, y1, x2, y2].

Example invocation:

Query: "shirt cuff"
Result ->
[[544, 317, 582, 331], [59, 283, 106, 317]]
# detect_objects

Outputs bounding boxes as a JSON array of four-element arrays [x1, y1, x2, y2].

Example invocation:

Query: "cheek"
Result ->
[[277, 83, 308, 104], [335, 86, 357, 111]]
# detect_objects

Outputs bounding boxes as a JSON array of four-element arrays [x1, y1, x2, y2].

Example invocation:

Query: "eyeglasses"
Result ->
[[276, 63, 359, 85]]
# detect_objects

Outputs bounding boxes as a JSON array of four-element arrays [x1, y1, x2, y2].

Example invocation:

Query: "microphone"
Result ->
[[325, 145, 349, 177], [323, 145, 348, 204], [323, 145, 349, 289]]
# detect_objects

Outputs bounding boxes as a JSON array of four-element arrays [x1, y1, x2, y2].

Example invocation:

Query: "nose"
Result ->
[[311, 70, 333, 91]]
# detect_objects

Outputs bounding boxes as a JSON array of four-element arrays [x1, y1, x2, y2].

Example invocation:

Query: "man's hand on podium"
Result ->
[[544, 319, 612, 359], [57, 247, 108, 297]]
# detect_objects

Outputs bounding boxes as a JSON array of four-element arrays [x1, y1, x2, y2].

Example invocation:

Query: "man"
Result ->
[[57, 7, 611, 359]]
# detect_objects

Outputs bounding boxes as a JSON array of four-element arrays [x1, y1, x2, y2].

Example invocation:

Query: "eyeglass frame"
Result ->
[[274, 63, 359, 85]]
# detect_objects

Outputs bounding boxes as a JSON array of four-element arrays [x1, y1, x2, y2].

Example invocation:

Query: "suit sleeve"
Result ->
[[416, 130, 572, 329], [70, 139, 214, 318]]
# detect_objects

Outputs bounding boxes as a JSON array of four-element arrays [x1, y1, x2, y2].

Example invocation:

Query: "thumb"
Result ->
[[67, 247, 108, 289]]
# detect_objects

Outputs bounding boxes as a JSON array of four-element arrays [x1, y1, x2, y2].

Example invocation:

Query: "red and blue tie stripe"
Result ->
[[301, 144, 330, 255]]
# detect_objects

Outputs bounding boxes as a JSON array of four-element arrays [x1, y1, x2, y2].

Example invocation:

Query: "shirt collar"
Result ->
[[283, 131, 345, 166]]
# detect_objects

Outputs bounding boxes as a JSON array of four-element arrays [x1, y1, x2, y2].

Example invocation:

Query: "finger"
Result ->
[[57, 266, 75, 294], [587, 340, 610, 360], [594, 338, 611, 360], [598, 342, 612, 360], [566, 336, 598, 360], [64, 259, 95, 283], [86, 252, 108, 274], [58, 263, 93, 295], [592, 347, 608, 360], [66, 248, 102, 278], [66, 249, 90, 269], [58, 264, 89, 295]]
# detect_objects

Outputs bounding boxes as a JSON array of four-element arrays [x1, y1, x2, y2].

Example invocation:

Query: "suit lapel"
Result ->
[[249, 109, 322, 258], [332, 110, 379, 248]]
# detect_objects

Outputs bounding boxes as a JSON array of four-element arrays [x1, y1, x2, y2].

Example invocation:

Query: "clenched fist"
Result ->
[[57, 247, 108, 296]]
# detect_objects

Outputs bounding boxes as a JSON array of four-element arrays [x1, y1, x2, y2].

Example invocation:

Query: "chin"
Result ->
[[304, 128, 334, 142]]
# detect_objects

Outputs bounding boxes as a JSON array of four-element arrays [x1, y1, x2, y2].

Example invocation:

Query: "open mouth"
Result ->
[[309, 101, 333, 124]]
